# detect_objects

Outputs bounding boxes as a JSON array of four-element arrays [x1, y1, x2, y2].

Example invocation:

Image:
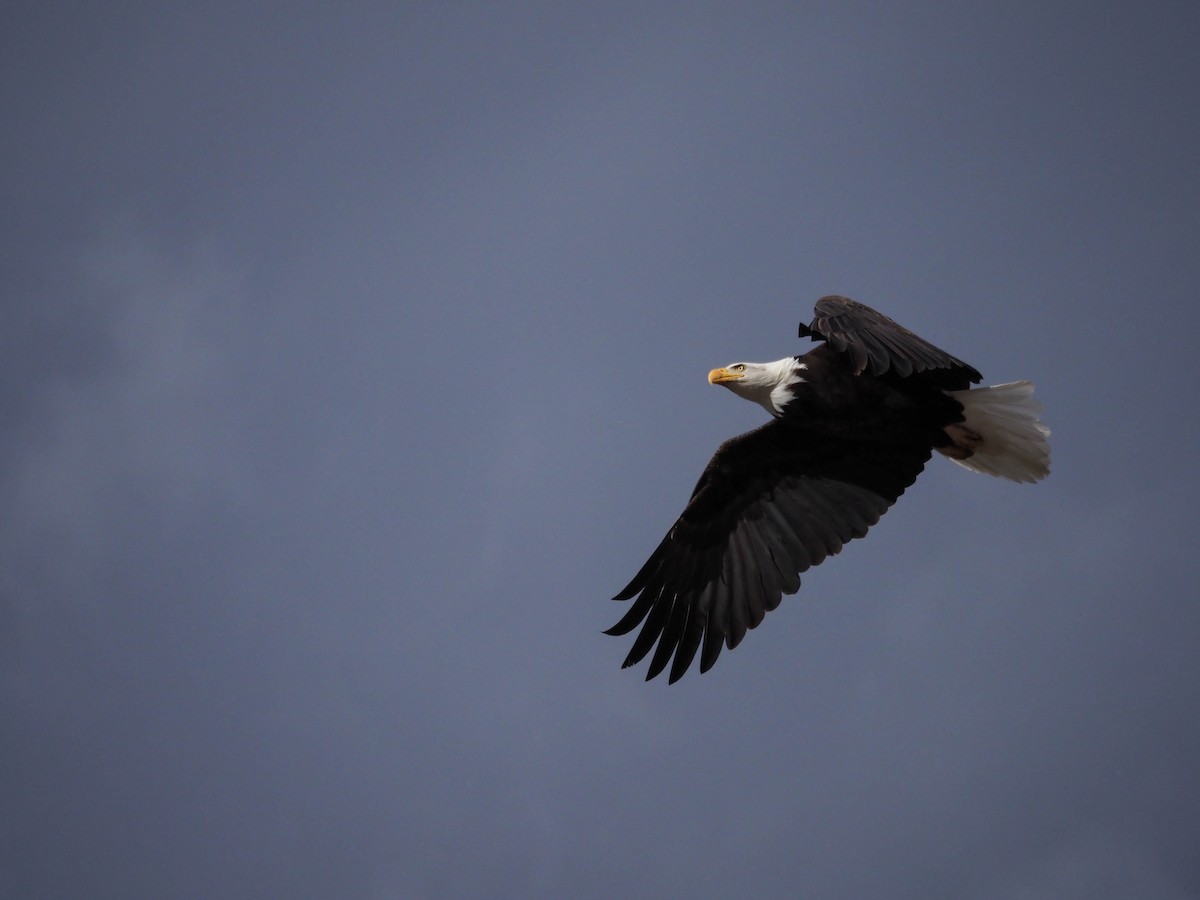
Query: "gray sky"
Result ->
[[3, 3, 1199, 898]]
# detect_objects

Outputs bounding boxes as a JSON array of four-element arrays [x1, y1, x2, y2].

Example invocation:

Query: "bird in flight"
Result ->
[[607, 295, 1050, 683]]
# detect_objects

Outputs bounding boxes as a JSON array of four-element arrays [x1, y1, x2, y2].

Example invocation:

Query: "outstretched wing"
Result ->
[[799, 295, 982, 385], [606, 419, 931, 683]]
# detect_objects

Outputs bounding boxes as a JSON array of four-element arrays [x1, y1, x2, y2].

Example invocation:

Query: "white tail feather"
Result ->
[[944, 381, 1051, 483]]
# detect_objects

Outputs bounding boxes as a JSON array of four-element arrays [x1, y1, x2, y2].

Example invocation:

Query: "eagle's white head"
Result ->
[[707, 357, 807, 416]]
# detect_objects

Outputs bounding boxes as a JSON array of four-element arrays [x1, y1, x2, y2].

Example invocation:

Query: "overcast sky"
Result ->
[[3, 4, 1199, 898]]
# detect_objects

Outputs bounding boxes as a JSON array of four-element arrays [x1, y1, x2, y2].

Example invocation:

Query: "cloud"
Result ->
[[1, 222, 258, 658], [12, 228, 248, 518]]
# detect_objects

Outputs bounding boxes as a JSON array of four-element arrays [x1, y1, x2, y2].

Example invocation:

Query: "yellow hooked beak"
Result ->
[[708, 367, 744, 385]]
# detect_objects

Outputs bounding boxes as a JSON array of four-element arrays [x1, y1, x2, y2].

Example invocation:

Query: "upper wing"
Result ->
[[606, 419, 931, 683], [799, 295, 982, 384]]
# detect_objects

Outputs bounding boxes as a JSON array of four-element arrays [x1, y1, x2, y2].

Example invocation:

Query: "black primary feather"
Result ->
[[800, 295, 981, 386], [607, 421, 930, 682]]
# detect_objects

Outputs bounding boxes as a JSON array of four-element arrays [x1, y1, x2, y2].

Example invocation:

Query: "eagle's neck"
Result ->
[[739, 357, 808, 416]]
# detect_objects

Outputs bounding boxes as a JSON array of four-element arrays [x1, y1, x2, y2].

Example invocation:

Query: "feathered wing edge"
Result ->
[[607, 428, 931, 683], [605, 477, 895, 683], [800, 295, 982, 384]]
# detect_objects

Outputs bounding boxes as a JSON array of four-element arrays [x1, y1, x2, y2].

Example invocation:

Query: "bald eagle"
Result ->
[[607, 296, 1050, 683]]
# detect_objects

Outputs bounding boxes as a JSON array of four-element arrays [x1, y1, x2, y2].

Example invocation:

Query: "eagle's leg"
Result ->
[[938, 423, 983, 460]]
